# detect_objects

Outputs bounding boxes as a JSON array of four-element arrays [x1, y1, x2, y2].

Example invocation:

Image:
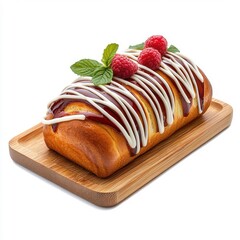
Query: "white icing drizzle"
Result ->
[[42, 50, 204, 154]]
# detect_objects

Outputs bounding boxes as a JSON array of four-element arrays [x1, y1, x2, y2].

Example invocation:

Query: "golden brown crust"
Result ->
[[43, 69, 212, 178]]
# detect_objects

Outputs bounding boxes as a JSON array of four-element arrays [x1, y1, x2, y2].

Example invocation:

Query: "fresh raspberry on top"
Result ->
[[144, 35, 168, 55], [138, 47, 162, 70], [111, 54, 138, 79]]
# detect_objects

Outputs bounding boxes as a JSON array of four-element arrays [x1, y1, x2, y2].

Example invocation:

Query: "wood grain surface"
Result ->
[[9, 99, 233, 207]]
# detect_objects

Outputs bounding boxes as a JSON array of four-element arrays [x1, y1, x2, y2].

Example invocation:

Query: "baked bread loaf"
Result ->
[[42, 37, 212, 178]]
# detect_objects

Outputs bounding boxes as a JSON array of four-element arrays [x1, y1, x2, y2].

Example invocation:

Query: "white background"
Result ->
[[1, 0, 239, 239]]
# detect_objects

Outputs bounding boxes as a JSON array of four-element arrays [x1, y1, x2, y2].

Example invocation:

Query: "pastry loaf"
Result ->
[[42, 50, 212, 178]]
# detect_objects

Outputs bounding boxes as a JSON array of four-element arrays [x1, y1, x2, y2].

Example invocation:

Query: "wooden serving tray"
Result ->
[[9, 99, 233, 207]]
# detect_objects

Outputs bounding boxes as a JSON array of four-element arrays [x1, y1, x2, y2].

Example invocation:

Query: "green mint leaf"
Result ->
[[101, 43, 119, 67], [129, 42, 144, 50], [167, 45, 180, 53], [70, 59, 102, 76], [92, 66, 113, 85]]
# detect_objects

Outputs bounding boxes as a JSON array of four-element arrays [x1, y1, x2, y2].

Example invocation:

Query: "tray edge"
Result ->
[[8, 99, 233, 207]]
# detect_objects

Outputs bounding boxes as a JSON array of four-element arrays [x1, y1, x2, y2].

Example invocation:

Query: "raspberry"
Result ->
[[111, 54, 138, 79], [138, 47, 162, 70], [144, 35, 168, 55]]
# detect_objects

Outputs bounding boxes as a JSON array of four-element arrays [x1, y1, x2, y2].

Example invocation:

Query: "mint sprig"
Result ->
[[129, 42, 144, 50], [167, 45, 180, 53], [101, 43, 118, 67], [70, 43, 119, 86], [92, 66, 113, 85], [70, 59, 102, 77]]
